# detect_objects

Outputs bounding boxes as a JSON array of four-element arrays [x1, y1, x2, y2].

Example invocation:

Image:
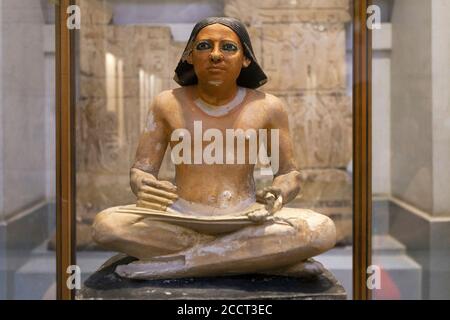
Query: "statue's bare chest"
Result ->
[[167, 99, 269, 134]]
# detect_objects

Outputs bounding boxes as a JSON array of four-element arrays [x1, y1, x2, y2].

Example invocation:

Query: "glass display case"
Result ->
[[55, 0, 368, 300]]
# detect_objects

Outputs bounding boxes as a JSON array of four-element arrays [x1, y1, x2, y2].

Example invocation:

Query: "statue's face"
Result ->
[[188, 23, 251, 86]]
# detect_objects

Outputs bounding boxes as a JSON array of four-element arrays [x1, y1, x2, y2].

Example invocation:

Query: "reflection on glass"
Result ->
[[105, 52, 125, 147], [139, 70, 162, 133]]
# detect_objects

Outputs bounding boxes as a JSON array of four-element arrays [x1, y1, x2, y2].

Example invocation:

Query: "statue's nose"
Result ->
[[210, 49, 223, 63]]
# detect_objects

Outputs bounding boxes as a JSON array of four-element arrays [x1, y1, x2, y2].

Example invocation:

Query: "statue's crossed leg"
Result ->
[[92, 205, 336, 280]]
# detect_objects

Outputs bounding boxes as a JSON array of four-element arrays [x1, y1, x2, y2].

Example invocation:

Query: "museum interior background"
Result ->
[[0, 0, 448, 299]]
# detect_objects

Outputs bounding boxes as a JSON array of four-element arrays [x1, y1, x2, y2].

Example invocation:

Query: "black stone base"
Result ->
[[77, 257, 346, 300]]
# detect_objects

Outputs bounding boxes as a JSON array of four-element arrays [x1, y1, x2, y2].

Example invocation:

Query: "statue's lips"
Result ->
[[207, 66, 226, 72]]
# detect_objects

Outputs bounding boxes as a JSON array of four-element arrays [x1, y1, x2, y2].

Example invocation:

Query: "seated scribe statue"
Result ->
[[92, 17, 336, 280]]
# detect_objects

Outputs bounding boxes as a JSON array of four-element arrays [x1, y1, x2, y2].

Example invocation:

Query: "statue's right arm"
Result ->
[[130, 91, 178, 210]]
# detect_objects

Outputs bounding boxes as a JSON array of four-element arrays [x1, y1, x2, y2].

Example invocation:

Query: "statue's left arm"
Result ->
[[256, 96, 301, 211]]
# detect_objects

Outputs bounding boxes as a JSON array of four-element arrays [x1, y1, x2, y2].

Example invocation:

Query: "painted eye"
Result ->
[[222, 43, 238, 52], [196, 42, 211, 50]]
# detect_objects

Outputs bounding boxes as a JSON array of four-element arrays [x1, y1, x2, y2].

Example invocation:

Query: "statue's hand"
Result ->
[[256, 187, 283, 215], [136, 176, 178, 212], [247, 209, 272, 223]]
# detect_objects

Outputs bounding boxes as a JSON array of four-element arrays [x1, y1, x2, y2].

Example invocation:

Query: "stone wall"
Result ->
[[224, 0, 352, 243], [76, 0, 352, 244], [76, 0, 182, 222]]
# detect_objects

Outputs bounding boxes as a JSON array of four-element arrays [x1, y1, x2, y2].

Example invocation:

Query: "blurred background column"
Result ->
[[0, 0, 55, 299], [389, 0, 450, 299], [372, 0, 450, 299]]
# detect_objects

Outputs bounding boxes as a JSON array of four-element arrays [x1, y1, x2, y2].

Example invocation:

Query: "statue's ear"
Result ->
[[242, 57, 251, 68], [186, 51, 193, 65]]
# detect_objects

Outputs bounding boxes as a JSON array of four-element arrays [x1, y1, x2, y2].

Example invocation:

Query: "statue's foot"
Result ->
[[261, 258, 325, 279], [115, 254, 187, 280], [99, 253, 134, 271]]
